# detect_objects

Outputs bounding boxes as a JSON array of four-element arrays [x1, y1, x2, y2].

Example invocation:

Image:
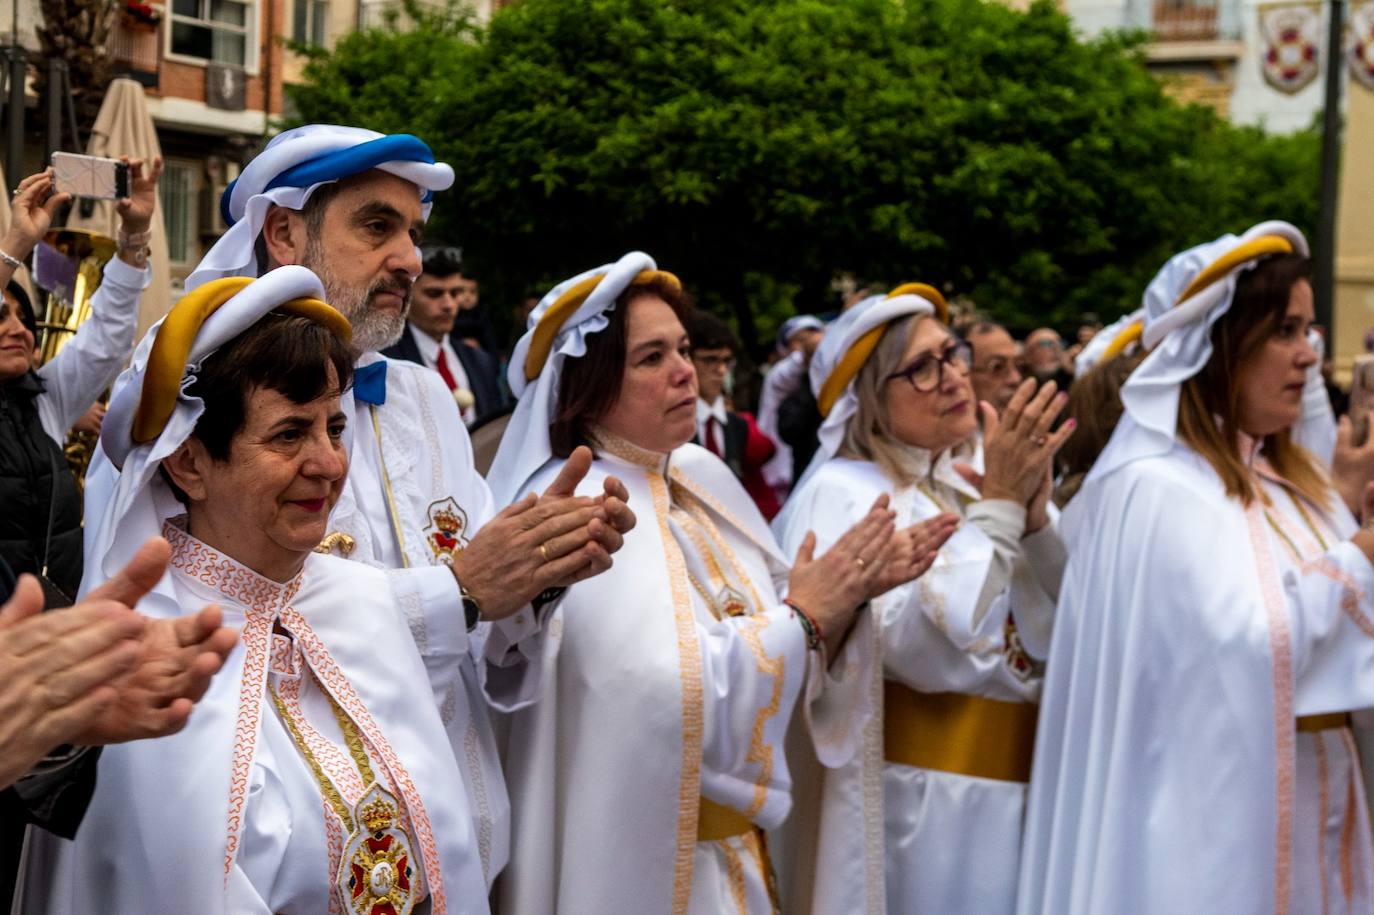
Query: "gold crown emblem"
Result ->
[[433, 507, 463, 534], [360, 796, 398, 833]]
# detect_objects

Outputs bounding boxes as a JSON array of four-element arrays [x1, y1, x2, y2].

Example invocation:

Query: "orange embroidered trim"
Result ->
[[1245, 503, 1295, 915], [1300, 558, 1374, 638], [648, 471, 704, 915], [164, 521, 288, 883], [721, 837, 749, 914], [1315, 732, 1331, 915], [279, 606, 446, 913], [672, 482, 784, 820], [1340, 728, 1360, 907]]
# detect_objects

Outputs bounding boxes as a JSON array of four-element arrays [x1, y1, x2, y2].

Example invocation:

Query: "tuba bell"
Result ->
[[33, 228, 118, 487]]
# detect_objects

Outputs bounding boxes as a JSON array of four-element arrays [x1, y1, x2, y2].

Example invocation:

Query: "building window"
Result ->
[[293, 0, 327, 46], [169, 0, 253, 67], [159, 159, 199, 265]]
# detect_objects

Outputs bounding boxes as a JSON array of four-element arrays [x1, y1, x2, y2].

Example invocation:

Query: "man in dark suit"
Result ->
[[382, 244, 507, 427], [685, 312, 781, 519]]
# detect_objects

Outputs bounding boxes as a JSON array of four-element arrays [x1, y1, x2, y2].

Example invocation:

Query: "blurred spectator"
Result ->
[[964, 320, 1023, 413], [686, 311, 780, 519], [1023, 326, 1074, 388], [0, 162, 160, 606], [382, 243, 507, 427], [758, 314, 826, 498]]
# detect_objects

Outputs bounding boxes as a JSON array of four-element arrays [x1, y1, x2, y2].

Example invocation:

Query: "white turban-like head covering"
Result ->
[[1074, 307, 1146, 376], [185, 125, 455, 291], [809, 283, 948, 466], [1086, 220, 1310, 485], [776, 314, 825, 354], [86, 266, 349, 594], [486, 252, 681, 504]]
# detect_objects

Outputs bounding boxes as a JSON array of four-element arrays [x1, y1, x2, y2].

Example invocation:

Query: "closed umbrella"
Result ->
[[66, 77, 171, 341]]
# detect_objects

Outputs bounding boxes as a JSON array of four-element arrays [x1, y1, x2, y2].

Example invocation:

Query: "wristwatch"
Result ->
[[460, 584, 482, 631]]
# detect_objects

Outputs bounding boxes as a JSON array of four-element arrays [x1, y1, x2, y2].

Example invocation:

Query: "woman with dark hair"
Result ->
[[25, 267, 491, 914], [486, 253, 955, 914], [1020, 223, 1374, 914]]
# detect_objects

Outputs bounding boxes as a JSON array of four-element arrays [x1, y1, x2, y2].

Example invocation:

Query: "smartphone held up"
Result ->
[[51, 152, 130, 200]]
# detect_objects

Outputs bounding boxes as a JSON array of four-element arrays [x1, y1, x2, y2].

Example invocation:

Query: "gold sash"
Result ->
[[698, 798, 755, 842], [883, 681, 1038, 784], [1296, 712, 1352, 733]]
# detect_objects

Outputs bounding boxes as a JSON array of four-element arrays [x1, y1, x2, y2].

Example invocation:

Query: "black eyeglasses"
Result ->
[[885, 340, 972, 393]]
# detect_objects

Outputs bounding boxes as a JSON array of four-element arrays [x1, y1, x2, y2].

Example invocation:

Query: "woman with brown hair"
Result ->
[[1020, 223, 1374, 914], [486, 252, 955, 914]]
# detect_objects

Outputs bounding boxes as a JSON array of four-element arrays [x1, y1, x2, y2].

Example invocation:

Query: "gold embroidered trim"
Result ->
[[269, 682, 357, 831], [648, 471, 703, 915], [371, 404, 411, 568], [721, 838, 749, 915]]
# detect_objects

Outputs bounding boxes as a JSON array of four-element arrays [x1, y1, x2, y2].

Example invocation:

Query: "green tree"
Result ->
[[287, 0, 1318, 354]]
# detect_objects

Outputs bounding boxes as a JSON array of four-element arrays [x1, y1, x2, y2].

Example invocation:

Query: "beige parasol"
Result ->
[[66, 77, 171, 341]]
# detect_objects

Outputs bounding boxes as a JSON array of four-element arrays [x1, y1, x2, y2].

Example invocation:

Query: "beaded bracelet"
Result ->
[[784, 597, 824, 652]]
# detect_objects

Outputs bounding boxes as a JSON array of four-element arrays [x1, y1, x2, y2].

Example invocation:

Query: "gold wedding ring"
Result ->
[[855, 557, 867, 569], [539, 542, 550, 563]]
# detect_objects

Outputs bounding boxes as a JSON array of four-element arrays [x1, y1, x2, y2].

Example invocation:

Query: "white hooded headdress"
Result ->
[[485, 252, 680, 504]]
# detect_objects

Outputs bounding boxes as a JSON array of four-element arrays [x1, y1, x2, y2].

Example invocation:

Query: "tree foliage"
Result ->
[[287, 0, 1318, 353]]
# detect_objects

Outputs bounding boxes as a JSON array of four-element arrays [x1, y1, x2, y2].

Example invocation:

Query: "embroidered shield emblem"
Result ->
[[423, 497, 470, 564], [1004, 618, 1035, 683]]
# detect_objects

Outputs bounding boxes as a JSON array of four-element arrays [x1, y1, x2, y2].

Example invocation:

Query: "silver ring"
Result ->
[[1032, 435, 1048, 446]]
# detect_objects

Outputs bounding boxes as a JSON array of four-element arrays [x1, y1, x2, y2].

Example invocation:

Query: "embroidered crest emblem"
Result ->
[[338, 782, 418, 915], [1003, 618, 1035, 683], [423, 497, 469, 564], [1259, 3, 1321, 94]]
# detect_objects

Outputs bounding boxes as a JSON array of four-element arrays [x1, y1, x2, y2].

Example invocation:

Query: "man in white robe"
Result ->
[[81, 125, 634, 889]]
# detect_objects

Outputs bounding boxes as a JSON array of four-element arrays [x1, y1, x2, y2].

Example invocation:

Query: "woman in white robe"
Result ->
[[774, 284, 1072, 914], [1019, 222, 1374, 914], [22, 267, 487, 914], [486, 253, 954, 914]]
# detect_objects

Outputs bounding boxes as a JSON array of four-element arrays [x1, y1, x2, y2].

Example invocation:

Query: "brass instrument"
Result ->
[[34, 228, 118, 486]]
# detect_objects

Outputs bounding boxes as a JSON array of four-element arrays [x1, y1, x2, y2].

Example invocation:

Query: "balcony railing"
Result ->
[[1152, 0, 1219, 40], [109, 15, 160, 86]]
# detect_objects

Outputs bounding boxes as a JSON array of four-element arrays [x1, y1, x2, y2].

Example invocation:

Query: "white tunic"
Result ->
[[22, 521, 486, 913], [327, 352, 549, 888], [498, 435, 867, 915], [1019, 438, 1374, 914], [775, 451, 1064, 915]]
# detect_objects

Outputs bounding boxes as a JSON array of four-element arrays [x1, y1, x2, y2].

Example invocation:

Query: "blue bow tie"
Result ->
[[354, 360, 387, 406]]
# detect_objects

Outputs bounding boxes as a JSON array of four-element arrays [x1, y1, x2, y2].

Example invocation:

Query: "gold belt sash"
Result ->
[[883, 681, 1038, 784], [698, 798, 755, 842], [1297, 712, 1352, 733]]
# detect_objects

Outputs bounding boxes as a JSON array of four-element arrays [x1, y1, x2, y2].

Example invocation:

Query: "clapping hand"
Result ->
[[452, 446, 636, 620], [788, 496, 897, 659], [867, 512, 960, 597], [72, 537, 239, 745]]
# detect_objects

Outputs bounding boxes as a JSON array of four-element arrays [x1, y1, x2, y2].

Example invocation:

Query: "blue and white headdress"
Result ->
[[186, 124, 454, 290]]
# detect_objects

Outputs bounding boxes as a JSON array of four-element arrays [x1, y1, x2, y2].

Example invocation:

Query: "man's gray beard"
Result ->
[[302, 244, 408, 355]]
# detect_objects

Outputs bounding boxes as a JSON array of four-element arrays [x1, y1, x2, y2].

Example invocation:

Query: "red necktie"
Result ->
[[705, 417, 722, 457], [434, 347, 458, 392]]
